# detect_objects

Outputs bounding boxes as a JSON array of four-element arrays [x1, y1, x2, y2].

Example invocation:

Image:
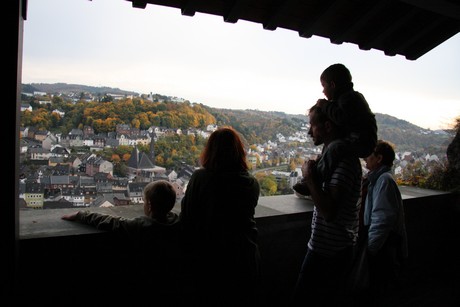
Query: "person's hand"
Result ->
[[61, 212, 79, 221], [316, 98, 328, 108], [301, 160, 308, 177], [301, 159, 317, 182]]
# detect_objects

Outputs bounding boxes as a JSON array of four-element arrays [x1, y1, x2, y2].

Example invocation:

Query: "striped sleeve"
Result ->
[[308, 156, 362, 257]]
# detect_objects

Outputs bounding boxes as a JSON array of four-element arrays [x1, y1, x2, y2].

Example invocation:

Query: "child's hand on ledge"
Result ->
[[61, 212, 79, 221]]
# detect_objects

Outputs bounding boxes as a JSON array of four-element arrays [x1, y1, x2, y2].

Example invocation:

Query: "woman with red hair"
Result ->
[[180, 126, 261, 306]]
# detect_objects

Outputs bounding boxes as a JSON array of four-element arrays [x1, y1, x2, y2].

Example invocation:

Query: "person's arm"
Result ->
[[302, 159, 341, 222], [367, 175, 401, 255], [62, 210, 140, 234]]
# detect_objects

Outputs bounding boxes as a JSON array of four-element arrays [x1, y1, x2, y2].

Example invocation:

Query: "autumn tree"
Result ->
[[122, 153, 131, 162], [21, 109, 33, 127], [50, 112, 62, 129], [111, 154, 121, 163], [31, 108, 51, 129], [424, 116, 460, 192], [397, 160, 428, 186], [289, 159, 297, 171]]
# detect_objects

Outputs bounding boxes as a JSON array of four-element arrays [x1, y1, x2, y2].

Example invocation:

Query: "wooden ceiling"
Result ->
[[126, 0, 460, 60]]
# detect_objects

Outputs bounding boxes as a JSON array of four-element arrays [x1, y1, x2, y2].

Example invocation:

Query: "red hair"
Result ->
[[200, 126, 248, 172]]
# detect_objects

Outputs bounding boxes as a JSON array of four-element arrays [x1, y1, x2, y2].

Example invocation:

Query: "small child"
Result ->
[[62, 179, 180, 231], [294, 64, 376, 196], [61, 180, 181, 301], [317, 63, 377, 159]]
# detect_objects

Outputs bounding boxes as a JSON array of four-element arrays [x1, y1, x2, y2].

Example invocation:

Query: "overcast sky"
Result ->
[[22, 0, 460, 130]]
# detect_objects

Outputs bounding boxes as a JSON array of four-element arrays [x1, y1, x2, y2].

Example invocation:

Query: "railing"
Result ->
[[16, 187, 459, 305]]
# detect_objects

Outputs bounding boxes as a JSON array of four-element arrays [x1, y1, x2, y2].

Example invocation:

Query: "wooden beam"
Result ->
[[223, 0, 246, 24], [181, 0, 196, 16], [263, 0, 296, 31], [359, 8, 417, 52], [298, 0, 339, 38], [131, 0, 147, 9], [330, 0, 391, 45], [400, 0, 460, 20]]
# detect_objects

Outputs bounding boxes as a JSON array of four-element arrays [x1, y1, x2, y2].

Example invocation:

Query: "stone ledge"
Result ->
[[19, 186, 449, 240]]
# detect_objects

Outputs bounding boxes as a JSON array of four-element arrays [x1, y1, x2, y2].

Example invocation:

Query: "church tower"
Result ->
[[149, 133, 155, 165]]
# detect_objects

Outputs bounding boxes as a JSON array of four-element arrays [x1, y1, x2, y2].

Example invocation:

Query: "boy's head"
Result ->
[[143, 180, 177, 218], [320, 63, 353, 100], [364, 140, 396, 171]]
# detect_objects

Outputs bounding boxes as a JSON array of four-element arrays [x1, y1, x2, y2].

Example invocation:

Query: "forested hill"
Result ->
[[22, 83, 138, 96], [21, 83, 453, 154], [207, 108, 307, 145], [205, 107, 451, 153]]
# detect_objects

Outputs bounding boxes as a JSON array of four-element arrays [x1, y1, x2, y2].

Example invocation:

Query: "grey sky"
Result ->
[[22, 0, 460, 130]]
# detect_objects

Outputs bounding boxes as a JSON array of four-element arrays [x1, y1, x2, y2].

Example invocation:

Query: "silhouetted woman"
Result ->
[[180, 126, 261, 306]]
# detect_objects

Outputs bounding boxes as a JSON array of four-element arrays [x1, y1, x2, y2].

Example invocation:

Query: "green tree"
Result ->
[[276, 177, 290, 195], [50, 112, 62, 129], [259, 175, 277, 196], [114, 162, 128, 177]]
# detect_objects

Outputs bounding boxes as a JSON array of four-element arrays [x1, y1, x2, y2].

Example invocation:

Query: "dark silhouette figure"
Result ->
[[180, 126, 261, 306]]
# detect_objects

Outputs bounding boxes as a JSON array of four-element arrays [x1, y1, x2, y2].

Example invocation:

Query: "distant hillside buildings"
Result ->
[[18, 123, 208, 209]]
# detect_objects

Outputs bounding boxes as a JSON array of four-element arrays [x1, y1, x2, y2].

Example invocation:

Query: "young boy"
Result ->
[[61, 180, 181, 302], [317, 63, 377, 159], [62, 179, 180, 232], [294, 64, 377, 196]]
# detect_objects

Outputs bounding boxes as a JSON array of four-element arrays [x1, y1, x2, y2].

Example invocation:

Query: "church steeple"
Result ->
[[127, 145, 155, 170], [127, 146, 140, 169], [149, 133, 155, 165]]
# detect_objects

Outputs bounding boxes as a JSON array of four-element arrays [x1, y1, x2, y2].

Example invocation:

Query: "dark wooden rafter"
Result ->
[[359, 7, 418, 52], [385, 16, 444, 58], [298, 0, 340, 38], [223, 0, 247, 24], [22, 0, 28, 19], [329, 0, 391, 45], [131, 0, 147, 9], [124, 0, 460, 60], [404, 21, 460, 60], [263, 0, 296, 31], [181, 0, 196, 16], [400, 0, 460, 21]]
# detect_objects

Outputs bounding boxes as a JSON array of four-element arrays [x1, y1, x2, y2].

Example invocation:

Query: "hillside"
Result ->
[[22, 82, 138, 96], [206, 107, 307, 144], [21, 82, 453, 154], [205, 107, 451, 153], [375, 113, 451, 153]]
